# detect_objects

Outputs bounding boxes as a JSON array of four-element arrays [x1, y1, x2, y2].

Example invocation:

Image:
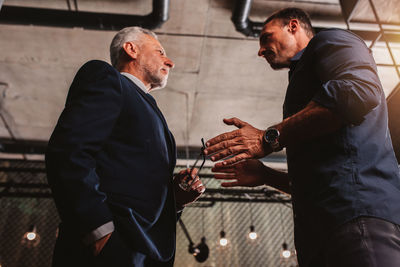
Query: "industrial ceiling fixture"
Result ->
[[178, 218, 209, 263], [193, 208, 209, 263], [192, 237, 209, 263]]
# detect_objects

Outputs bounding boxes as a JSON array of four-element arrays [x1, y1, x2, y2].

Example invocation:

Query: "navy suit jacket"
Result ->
[[46, 60, 178, 262]]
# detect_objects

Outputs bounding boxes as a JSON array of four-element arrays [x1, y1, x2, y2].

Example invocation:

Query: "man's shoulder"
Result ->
[[78, 60, 117, 74], [311, 28, 365, 47], [67, 60, 121, 92], [72, 60, 120, 84]]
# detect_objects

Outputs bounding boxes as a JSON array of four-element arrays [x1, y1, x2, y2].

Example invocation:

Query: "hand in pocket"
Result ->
[[92, 232, 112, 256]]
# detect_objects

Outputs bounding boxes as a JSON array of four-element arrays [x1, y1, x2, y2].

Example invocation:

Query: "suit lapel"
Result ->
[[122, 76, 176, 165]]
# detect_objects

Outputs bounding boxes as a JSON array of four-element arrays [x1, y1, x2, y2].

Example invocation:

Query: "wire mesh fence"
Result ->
[[0, 159, 297, 267], [176, 202, 297, 267]]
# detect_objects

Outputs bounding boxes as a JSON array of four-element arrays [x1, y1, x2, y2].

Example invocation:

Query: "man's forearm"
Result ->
[[274, 101, 342, 148], [263, 165, 291, 194]]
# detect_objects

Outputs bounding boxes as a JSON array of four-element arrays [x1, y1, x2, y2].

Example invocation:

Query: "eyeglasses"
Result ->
[[179, 138, 206, 191]]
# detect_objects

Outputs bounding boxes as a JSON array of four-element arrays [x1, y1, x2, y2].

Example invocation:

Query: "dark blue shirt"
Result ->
[[284, 28, 400, 266]]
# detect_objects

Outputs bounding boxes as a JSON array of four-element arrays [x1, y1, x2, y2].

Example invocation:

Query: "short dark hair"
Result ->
[[264, 8, 315, 38]]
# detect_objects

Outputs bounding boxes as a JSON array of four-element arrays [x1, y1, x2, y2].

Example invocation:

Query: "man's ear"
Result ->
[[122, 42, 139, 60], [288, 19, 299, 34]]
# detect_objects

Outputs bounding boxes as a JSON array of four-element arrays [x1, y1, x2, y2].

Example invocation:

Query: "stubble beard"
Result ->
[[269, 61, 290, 70], [267, 55, 290, 70], [143, 65, 168, 90]]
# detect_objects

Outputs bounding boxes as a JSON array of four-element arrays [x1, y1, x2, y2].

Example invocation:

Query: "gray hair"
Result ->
[[109, 26, 158, 68]]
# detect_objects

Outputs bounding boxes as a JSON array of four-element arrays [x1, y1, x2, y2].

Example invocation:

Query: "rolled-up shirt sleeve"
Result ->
[[311, 31, 383, 125]]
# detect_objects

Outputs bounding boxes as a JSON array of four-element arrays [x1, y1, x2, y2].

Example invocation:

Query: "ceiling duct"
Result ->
[[0, 0, 169, 30]]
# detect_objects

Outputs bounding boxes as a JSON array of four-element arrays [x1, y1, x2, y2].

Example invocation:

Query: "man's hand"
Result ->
[[212, 159, 268, 187], [92, 232, 112, 256], [203, 118, 270, 166], [174, 168, 205, 210], [213, 159, 291, 194]]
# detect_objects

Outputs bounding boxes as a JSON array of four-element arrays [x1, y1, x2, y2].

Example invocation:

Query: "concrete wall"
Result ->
[[0, 0, 399, 147]]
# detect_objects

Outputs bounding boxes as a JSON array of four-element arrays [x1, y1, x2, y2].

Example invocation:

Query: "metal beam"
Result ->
[[0, 139, 47, 154], [366, 0, 400, 77], [387, 82, 400, 163], [339, 0, 360, 26]]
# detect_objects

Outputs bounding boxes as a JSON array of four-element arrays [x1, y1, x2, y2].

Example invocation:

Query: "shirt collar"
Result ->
[[290, 49, 305, 63], [120, 72, 149, 93]]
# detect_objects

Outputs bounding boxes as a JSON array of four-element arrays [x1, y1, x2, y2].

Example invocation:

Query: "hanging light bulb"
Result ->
[[21, 225, 41, 248], [219, 231, 228, 246], [280, 243, 291, 259], [248, 225, 257, 240]]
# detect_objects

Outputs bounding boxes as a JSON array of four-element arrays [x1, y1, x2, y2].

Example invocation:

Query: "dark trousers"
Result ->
[[309, 216, 400, 267], [52, 225, 174, 267]]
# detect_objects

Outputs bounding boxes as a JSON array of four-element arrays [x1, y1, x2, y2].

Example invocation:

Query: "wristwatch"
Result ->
[[263, 127, 282, 152]]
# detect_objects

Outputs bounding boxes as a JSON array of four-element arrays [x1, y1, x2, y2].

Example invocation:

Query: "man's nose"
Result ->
[[165, 58, 174, 69], [258, 47, 265, 57]]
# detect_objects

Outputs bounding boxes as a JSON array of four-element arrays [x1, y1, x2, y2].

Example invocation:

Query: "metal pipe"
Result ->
[[0, 0, 170, 30]]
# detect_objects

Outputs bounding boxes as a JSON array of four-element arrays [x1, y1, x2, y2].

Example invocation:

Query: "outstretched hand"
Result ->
[[203, 118, 271, 166], [212, 159, 267, 187]]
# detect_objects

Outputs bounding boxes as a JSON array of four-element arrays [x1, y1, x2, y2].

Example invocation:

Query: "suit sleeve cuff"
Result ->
[[82, 221, 114, 245]]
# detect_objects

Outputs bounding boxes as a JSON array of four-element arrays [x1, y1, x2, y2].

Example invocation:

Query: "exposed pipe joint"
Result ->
[[231, 0, 263, 37]]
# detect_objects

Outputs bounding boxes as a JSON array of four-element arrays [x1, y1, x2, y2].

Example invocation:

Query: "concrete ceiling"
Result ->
[[0, 0, 399, 151]]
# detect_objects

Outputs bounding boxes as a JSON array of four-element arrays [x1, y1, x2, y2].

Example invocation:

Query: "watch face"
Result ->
[[266, 129, 279, 142]]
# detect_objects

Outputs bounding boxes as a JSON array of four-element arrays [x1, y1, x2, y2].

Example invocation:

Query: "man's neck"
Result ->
[[118, 63, 151, 91], [296, 32, 311, 52]]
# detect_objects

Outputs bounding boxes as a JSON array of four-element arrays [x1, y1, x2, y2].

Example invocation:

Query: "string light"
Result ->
[[281, 243, 291, 259], [248, 225, 258, 240], [246, 194, 258, 241], [278, 205, 290, 259], [219, 231, 228, 246], [218, 203, 229, 247], [21, 225, 40, 248]]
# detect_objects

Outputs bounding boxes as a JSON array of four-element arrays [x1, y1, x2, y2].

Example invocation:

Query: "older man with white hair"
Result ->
[[46, 27, 205, 267]]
